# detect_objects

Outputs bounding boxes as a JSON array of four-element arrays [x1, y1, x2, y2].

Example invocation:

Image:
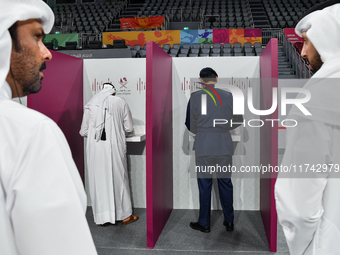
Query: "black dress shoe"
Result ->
[[223, 221, 234, 231], [190, 222, 211, 233]]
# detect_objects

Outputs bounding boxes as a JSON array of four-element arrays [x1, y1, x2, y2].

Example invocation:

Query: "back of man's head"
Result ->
[[199, 67, 218, 83], [297, 0, 340, 23], [295, 2, 340, 63], [102, 83, 116, 95]]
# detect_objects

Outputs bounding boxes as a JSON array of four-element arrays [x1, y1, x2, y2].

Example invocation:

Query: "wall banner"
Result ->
[[198, 29, 213, 45], [180, 29, 262, 46], [43, 33, 79, 47], [120, 16, 165, 31], [284, 28, 303, 45], [104, 29, 262, 48], [103, 30, 181, 47], [180, 30, 199, 45], [228, 28, 262, 45]]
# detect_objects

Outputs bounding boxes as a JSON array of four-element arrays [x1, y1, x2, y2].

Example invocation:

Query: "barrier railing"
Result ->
[[162, 14, 170, 30], [246, 0, 255, 28], [79, 33, 102, 47], [262, 28, 283, 45], [169, 7, 204, 22], [283, 34, 313, 78], [199, 10, 205, 29]]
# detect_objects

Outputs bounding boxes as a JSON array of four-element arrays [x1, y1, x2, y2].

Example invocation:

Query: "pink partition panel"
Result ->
[[27, 51, 84, 182], [259, 38, 278, 252], [146, 41, 173, 249]]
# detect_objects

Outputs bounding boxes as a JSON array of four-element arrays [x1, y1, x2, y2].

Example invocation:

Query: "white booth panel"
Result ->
[[83, 56, 262, 210], [172, 57, 261, 210], [83, 59, 146, 208]]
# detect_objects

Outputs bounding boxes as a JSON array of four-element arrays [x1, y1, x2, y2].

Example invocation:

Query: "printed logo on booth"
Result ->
[[119, 77, 129, 88]]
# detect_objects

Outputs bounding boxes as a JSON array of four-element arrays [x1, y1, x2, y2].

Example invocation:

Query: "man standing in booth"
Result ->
[[185, 67, 243, 233], [80, 83, 138, 226]]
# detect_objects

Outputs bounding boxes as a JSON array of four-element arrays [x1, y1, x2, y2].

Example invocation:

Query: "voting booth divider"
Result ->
[[145, 41, 173, 248], [28, 39, 278, 251], [259, 38, 279, 252], [28, 51, 85, 181]]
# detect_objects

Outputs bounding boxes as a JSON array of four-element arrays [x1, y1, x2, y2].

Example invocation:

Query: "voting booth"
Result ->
[[83, 58, 147, 209], [28, 39, 278, 252]]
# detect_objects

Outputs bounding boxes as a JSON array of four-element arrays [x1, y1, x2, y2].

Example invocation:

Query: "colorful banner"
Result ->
[[213, 29, 230, 44], [43, 33, 79, 48], [180, 29, 262, 46], [198, 29, 213, 45], [120, 16, 165, 31], [103, 30, 181, 47], [104, 29, 262, 48], [229, 28, 245, 45], [284, 28, 303, 45], [244, 28, 262, 45], [180, 30, 199, 45], [227, 29, 262, 45]]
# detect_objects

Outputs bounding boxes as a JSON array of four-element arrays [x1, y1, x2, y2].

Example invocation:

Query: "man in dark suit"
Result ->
[[185, 67, 243, 233]]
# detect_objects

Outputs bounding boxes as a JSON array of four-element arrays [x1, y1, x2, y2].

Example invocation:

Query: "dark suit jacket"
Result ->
[[185, 85, 243, 156]]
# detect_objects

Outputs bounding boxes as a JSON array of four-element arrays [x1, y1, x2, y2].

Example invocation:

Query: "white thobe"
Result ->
[[275, 67, 340, 255], [275, 118, 340, 255], [80, 94, 133, 224], [0, 82, 97, 255], [275, 5, 340, 253]]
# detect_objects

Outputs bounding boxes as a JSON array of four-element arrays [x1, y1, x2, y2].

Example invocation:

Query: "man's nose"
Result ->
[[40, 41, 52, 61], [300, 44, 307, 59]]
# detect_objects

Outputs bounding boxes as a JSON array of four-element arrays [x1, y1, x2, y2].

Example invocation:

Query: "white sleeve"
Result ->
[[8, 119, 97, 255], [123, 101, 133, 133], [79, 109, 90, 138], [275, 119, 332, 255]]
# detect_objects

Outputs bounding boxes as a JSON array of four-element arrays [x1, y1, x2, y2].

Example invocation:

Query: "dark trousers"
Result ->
[[196, 155, 234, 227]]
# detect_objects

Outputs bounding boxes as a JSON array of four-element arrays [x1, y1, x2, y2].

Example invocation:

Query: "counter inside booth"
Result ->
[[126, 125, 146, 142]]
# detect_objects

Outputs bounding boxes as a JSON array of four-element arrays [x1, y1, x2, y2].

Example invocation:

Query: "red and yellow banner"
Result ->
[[103, 30, 181, 47], [103, 29, 262, 48], [212, 29, 262, 45], [120, 16, 165, 31]]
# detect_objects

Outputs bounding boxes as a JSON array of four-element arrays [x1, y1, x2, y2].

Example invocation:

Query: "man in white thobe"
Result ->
[[275, 3, 340, 255], [80, 83, 138, 225], [0, 0, 97, 254]]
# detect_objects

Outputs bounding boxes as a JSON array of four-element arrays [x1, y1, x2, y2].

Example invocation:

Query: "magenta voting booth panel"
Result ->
[[146, 41, 173, 249], [259, 38, 278, 252], [27, 51, 84, 182]]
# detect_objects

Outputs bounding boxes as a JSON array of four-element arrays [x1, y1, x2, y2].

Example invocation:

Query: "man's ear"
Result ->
[[215, 77, 218, 83]]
